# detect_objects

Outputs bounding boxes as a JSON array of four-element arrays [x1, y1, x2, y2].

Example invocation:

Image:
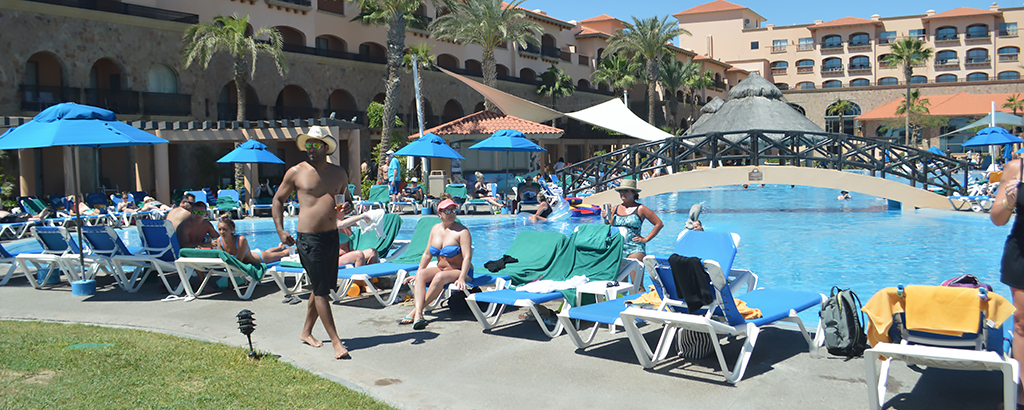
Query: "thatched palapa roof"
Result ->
[[685, 72, 823, 141]]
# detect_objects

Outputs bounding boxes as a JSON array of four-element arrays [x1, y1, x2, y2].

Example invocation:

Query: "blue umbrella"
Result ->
[[394, 133, 464, 160], [1006, 143, 1015, 162], [217, 139, 285, 164], [469, 129, 547, 188], [961, 126, 1023, 147], [926, 146, 946, 156], [0, 102, 168, 281]]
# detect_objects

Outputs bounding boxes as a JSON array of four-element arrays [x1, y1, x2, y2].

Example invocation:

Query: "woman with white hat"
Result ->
[[606, 178, 663, 284]]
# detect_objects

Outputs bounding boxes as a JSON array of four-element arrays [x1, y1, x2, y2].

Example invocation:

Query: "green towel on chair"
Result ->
[[179, 248, 267, 282], [349, 213, 403, 259], [280, 260, 303, 268], [389, 217, 446, 264], [561, 224, 624, 306], [500, 231, 574, 287]]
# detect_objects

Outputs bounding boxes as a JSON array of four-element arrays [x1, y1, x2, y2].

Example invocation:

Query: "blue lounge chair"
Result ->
[[556, 231, 757, 350], [129, 191, 148, 207], [112, 219, 185, 296], [466, 225, 643, 338], [443, 183, 469, 212], [463, 183, 499, 215], [0, 242, 30, 286], [0, 219, 38, 240], [618, 230, 825, 384], [515, 182, 542, 214], [863, 285, 1018, 409], [16, 226, 82, 288], [68, 226, 146, 290]]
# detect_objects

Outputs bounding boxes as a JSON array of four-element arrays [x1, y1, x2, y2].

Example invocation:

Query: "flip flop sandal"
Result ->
[[287, 296, 303, 305], [397, 316, 415, 325], [413, 319, 428, 330]]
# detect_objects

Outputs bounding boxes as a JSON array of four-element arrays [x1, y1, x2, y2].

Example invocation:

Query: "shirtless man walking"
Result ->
[[274, 126, 353, 360]]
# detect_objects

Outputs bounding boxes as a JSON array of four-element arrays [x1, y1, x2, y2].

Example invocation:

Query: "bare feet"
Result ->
[[300, 333, 323, 348], [333, 340, 351, 360]]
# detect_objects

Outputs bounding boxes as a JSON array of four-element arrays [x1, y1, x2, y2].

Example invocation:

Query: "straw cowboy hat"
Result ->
[[297, 126, 337, 155], [614, 178, 641, 192]]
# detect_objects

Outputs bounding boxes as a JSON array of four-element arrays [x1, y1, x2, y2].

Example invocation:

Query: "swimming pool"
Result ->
[[10, 184, 1010, 325]]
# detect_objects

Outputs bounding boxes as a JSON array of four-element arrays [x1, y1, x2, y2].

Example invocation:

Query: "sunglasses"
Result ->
[[304, 141, 325, 150], [192, 210, 205, 215], [438, 208, 457, 215]]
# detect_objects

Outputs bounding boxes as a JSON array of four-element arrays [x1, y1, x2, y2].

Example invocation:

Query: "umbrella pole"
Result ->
[[73, 147, 84, 275]]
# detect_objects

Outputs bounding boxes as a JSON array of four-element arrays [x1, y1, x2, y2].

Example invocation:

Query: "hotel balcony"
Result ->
[[274, 106, 319, 120], [518, 43, 541, 56], [540, 46, 561, 61], [218, 104, 268, 121], [934, 58, 960, 69], [85, 88, 140, 115], [798, 44, 815, 51], [797, 66, 814, 74], [820, 42, 844, 53], [771, 45, 786, 53], [1000, 53, 1020, 62], [1000, 28, 1018, 37], [847, 40, 871, 51], [20, 85, 80, 112], [965, 31, 991, 43], [265, 0, 312, 14], [820, 65, 844, 76], [934, 35, 960, 45], [283, 43, 386, 65], [878, 37, 895, 45], [771, 67, 787, 76], [964, 57, 991, 67], [25, 0, 199, 23], [141, 92, 192, 117], [848, 63, 871, 73]]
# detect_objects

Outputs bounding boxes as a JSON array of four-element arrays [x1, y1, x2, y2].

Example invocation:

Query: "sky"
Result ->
[[516, 0, 1010, 28]]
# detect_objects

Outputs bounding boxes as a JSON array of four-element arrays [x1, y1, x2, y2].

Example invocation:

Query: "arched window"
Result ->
[[274, 85, 313, 119], [936, 26, 958, 41], [967, 72, 989, 81], [910, 76, 927, 84], [577, 79, 590, 90], [496, 64, 510, 79], [796, 81, 815, 90], [147, 64, 178, 93], [358, 42, 386, 63], [774, 82, 789, 90], [436, 54, 459, 69], [849, 33, 870, 46], [849, 55, 870, 70], [442, 99, 464, 123], [822, 35, 842, 49], [326, 89, 358, 122], [999, 46, 1020, 62], [999, 71, 1021, 80], [966, 24, 989, 39], [796, 59, 814, 73], [936, 74, 957, 83], [24, 52, 68, 111], [825, 101, 861, 134], [878, 54, 893, 68], [878, 77, 898, 86], [822, 57, 842, 72], [273, 26, 306, 48], [465, 59, 482, 76], [823, 80, 841, 88], [218, 81, 262, 120], [519, 68, 537, 83], [850, 78, 869, 87], [315, 35, 346, 56], [966, 48, 989, 64], [936, 50, 957, 65]]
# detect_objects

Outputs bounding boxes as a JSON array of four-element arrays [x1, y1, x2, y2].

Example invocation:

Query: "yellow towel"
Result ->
[[862, 285, 1016, 347], [625, 285, 662, 308], [734, 299, 762, 319]]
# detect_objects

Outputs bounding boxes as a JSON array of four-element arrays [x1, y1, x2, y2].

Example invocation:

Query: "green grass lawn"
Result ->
[[0, 321, 395, 409]]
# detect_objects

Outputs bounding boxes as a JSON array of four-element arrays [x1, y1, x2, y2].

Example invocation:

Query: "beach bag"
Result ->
[[445, 287, 484, 314], [819, 286, 868, 358], [940, 274, 993, 292], [676, 329, 714, 359]]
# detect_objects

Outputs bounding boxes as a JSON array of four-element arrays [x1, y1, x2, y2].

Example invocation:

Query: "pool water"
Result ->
[[10, 184, 1010, 325]]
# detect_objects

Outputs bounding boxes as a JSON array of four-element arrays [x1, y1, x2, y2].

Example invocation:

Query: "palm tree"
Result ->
[[590, 53, 640, 98], [182, 13, 287, 190], [431, 0, 541, 111], [684, 66, 714, 113], [1004, 93, 1023, 116], [182, 13, 287, 122], [350, 0, 440, 171], [402, 43, 436, 131], [658, 56, 693, 133], [893, 89, 932, 145], [537, 64, 575, 112], [606, 15, 690, 125], [881, 37, 933, 146], [827, 98, 855, 135]]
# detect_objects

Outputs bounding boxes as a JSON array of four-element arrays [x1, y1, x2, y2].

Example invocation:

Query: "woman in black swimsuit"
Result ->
[[992, 158, 1024, 403]]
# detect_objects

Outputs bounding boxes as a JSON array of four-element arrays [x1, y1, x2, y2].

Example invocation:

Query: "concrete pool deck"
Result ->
[[0, 273, 1010, 410]]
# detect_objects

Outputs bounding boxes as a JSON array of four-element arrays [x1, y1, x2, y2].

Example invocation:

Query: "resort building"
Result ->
[[675, 0, 1023, 147]]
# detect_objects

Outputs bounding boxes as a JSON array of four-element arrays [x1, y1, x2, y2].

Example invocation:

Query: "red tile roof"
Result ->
[[575, 26, 612, 38], [579, 14, 617, 23], [500, 2, 575, 29], [811, 16, 883, 29], [694, 54, 732, 68], [857, 92, 1019, 120], [408, 111, 564, 139], [674, 0, 747, 16], [923, 7, 1001, 20]]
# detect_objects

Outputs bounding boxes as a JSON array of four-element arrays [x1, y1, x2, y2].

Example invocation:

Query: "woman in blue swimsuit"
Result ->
[[606, 178, 663, 284], [214, 216, 290, 265], [399, 197, 473, 330]]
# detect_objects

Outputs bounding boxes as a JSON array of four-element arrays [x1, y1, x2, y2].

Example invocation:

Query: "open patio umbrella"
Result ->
[[0, 102, 167, 291], [926, 146, 946, 156], [468, 129, 546, 189], [961, 126, 1023, 147], [394, 132, 464, 160], [217, 139, 284, 203]]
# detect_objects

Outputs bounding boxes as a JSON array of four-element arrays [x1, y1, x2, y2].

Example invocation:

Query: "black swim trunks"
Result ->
[[297, 230, 340, 297]]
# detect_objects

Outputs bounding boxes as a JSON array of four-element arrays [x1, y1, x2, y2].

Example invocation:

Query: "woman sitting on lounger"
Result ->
[[399, 198, 473, 330], [337, 212, 379, 267], [137, 196, 172, 213], [473, 171, 503, 208], [213, 215, 290, 264]]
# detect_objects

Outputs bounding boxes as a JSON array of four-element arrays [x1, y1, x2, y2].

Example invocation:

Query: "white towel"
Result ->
[[516, 275, 589, 293], [358, 209, 386, 239]]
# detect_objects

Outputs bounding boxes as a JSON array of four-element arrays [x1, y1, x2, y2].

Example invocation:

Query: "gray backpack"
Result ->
[[819, 286, 868, 357]]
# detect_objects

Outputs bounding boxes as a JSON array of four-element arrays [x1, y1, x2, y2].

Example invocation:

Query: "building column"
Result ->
[[347, 128, 361, 195], [18, 149, 35, 197], [154, 141, 170, 203]]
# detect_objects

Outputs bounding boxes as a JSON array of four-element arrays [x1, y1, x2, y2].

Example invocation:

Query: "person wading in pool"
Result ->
[[991, 157, 1024, 403], [274, 125, 353, 360]]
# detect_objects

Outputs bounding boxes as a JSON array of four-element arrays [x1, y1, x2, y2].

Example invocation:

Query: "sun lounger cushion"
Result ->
[[471, 288, 565, 305], [179, 248, 266, 281], [566, 293, 643, 324]]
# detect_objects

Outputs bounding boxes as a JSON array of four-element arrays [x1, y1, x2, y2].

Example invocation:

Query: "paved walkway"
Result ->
[[0, 274, 1008, 410]]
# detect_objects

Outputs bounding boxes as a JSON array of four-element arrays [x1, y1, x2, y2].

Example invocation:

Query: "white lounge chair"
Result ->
[[173, 248, 267, 301]]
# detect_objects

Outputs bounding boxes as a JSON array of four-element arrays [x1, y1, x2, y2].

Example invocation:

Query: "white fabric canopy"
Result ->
[[939, 111, 1023, 138], [563, 99, 678, 143], [439, 68, 675, 143]]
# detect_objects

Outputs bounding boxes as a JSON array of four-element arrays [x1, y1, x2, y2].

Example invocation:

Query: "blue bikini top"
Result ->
[[429, 244, 462, 258]]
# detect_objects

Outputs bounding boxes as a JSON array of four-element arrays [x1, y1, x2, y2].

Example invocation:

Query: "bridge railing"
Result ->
[[562, 130, 970, 197]]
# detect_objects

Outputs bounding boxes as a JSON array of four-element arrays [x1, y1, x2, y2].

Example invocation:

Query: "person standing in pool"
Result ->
[[606, 178, 663, 285], [992, 158, 1024, 403], [274, 125, 353, 360]]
